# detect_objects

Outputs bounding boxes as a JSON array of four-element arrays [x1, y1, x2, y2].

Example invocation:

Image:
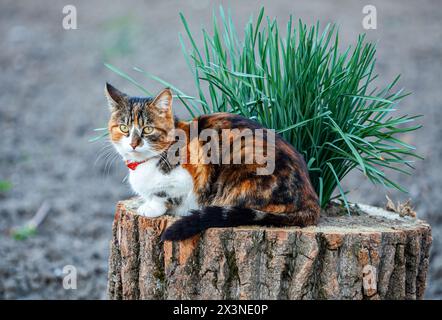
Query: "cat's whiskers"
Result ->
[[95, 148, 115, 169], [95, 143, 115, 166], [104, 152, 121, 175], [95, 140, 113, 155], [101, 151, 114, 173], [98, 142, 120, 175]]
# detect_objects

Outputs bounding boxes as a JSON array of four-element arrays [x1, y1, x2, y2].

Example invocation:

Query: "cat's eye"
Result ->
[[142, 126, 154, 135], [119, 124, 129, 134]]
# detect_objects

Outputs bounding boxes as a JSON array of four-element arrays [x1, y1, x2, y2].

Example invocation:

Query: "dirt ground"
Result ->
[[0, 0, 441, 299]]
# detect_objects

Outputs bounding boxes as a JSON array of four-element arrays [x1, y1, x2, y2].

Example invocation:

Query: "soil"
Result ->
[[0, 0, 441, 299]]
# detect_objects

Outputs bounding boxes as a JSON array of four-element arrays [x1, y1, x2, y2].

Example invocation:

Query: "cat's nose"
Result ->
[[130, 135, 142, 150], [130, 142, 138, 150]]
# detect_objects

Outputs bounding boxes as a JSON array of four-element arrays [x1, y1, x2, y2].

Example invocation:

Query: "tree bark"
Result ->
[[107, 198, 432, 300]]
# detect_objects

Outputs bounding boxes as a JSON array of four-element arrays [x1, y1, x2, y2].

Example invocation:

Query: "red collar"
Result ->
[[125, 159, 149, 170]]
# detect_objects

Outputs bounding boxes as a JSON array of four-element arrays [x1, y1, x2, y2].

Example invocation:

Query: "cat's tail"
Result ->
[[161, 206, 319, 241]]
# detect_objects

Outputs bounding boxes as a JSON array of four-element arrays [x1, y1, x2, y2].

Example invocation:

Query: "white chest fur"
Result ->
[[128, 159, 198, 217]]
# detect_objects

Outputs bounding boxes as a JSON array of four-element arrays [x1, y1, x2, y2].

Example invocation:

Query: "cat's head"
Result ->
[[105, 83, 175, 161]]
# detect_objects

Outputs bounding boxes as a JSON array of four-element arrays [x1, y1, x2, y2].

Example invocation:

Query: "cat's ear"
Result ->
[[151, 88, 173, 115], [104, 83, 127, 111]]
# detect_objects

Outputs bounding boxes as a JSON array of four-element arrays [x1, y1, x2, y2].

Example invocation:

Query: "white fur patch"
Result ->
[[138, 198, 167, 218], [128, 158, 198, 217]]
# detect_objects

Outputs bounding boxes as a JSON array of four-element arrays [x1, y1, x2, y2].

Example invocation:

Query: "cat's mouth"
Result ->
[[127, 150, 147, 157], [125, 149, 158, 162]]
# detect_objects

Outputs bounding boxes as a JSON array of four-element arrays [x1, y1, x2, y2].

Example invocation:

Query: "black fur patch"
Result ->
[[161, 206, 292, 241], [154, 191, 168, 198], [166, 197, 183, 206]]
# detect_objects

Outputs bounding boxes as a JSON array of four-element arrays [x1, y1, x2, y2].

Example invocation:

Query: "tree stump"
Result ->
[[107, 198, 432, 300]]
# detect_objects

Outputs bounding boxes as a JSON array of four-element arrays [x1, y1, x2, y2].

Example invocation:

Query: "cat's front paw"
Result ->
[[137, 200, 167, 218]]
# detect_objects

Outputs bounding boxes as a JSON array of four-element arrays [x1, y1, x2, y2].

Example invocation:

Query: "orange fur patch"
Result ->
[[108, 117, 125, 142]]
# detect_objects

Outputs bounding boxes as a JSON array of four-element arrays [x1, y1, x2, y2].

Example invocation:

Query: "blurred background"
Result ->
[[0, 0, 441, 299]]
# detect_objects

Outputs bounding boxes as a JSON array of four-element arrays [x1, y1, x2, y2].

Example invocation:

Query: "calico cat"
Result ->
[[105, 83, 320, 241]]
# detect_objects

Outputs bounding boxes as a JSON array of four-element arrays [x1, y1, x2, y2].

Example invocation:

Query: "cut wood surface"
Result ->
[[107, 197, 432, 300]]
